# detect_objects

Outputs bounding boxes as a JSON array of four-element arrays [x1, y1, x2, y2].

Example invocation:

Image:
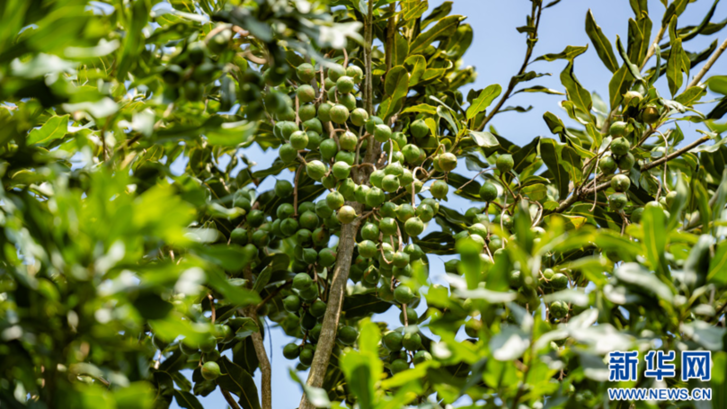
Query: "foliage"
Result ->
[[0, 0, 726, 409]]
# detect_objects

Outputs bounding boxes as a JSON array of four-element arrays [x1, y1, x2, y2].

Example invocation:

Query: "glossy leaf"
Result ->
[[466, 84, 502, 119], [585, 10, 619, 72]]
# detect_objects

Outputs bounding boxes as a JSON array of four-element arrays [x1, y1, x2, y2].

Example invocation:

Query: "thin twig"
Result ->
[[655, 131, 669, 201], [294, 164, 304, 216], [208, 294, 216, 323], [255, 280, 292, 312], [477, 1, 543, 131]]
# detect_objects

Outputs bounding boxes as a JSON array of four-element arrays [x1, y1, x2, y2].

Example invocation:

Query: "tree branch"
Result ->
[[221, 389, 242, 409], [688, 37, 727, 88], [641, 135, 710, 171], [553, 136, 711, 213], [243, 268, 271, 409], [477, 1, 542, 131]]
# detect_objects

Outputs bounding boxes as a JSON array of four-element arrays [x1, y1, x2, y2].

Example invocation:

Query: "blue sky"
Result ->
[[170, 1, 726, 408]]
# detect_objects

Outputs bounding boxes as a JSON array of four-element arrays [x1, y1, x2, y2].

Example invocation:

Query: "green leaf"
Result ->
[[404, 55, 426, 86], [629, 0, 648, 17], [173, 390, 204, 409], [217, 357, 261, 409], [421, 1, 452, 29], [713, 353, 727, 409], [62, 98, 119, 118], [647, 44, 662, 87], [560, 59, 592, 116], [674, 85, 706, 106], [489, 325, 530, 361], [384, 65, 409, 103], [708, 241, 727, 284], [708, 76, 727, 95], [466, 84, 501, 120], [27, 114, 69, 145], [641, 205, 667, 275], [708, 97, 727, 119], [205, 268, 260, 307], [409, 15, 464, 55], [693, 179, 712, 231], [615, 35, 643, 83], [456, 237, 482, 289], [116, 0, 150, 79], [339, 319, 381, 409], [289, 370, 331, 408], [665, 16, 687, 96], [680, 320, 724, 350], [626, 17, 651, 68], [512, 136, 541, 174], [512, 86, 564, 96], [437, 105, 459, 134], [115, 382, 155, 409], [132, 292, 173, 320], [585, 10, 619, 72], [662, 0, 689, 26], [512, 71, 550, 84], [469, 130, 499, 148], [666, 172, 688, 231], [534, 45, 588, 62], [401, 104, 437, 115], [196, 244, 254, 274], [540, 139, 569, 200], [614, 263, 673, 302], [666, 39, 685, 96], [401, 0, 428, 20], [447, 23, 473, 60], [342, 294, 392, 318], [608, 65, 633, 109], [542, 111, 567, 139], [206, 121, 258, 147], [387, 31, 409, 65]]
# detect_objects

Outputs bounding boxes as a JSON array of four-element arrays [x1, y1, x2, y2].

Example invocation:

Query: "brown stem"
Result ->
[[255, 280, 291, 312], [294, 164, 304, 216], [654, 131, 669, 201], [299, 205, 362, 409], [553, 136, 711, 213], [477, 1, 542, 132], [222, 389, 242, 409], [299, 3, 376, 408], [642, 135, 710, 171], [640, 25, 667, 71], [208, 294, 216, 323], [243, 268, 272, 409], [688, 37, 727, 88]]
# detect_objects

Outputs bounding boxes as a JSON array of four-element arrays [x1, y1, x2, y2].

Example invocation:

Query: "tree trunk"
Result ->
[[298, 210, 361, 409], [243, 268, 272, 409], [299, 2, 378, 408]]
